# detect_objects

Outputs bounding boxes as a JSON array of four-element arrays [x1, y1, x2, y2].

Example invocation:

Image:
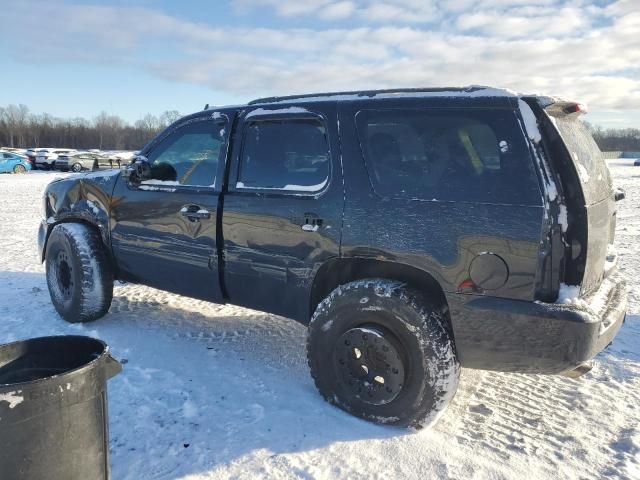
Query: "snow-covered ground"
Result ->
[[0, 164, 638, 480]]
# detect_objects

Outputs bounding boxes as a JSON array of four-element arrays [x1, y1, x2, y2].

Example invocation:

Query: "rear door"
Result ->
[[110, 112, 232, 301], [221, 102, 343, 321]]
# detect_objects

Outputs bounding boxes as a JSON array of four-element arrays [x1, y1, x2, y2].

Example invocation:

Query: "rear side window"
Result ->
[[238, 118, 330, 192], [356, 109, 541, 205]]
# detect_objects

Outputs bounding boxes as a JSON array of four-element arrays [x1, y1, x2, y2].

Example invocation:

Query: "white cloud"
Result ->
[[456, 7, 593, 39], [233, 0, 334, 17], [2, 0, 640, 116], [320, 1, 358, 19]]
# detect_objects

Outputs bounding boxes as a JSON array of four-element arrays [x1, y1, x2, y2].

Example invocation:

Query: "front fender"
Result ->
[[38, 171, 119, 261]]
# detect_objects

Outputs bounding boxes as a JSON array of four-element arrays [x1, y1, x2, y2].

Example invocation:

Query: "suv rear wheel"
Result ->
[[307, 279, 459, 428], [45, 223, 114, 323]]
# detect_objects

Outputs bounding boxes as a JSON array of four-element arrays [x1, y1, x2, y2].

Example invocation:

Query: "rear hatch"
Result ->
[[542, 102, 616, 295]]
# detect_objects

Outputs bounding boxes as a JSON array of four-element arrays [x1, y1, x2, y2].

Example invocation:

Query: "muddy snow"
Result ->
[[0, 164, 638, 479]]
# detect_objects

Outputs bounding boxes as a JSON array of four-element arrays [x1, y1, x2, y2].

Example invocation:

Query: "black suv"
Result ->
[[38, 87, 627, 427]]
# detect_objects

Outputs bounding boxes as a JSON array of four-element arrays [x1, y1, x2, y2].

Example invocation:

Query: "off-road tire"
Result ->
[[45, 223, 113, 323], [307, 279, 459, 428]]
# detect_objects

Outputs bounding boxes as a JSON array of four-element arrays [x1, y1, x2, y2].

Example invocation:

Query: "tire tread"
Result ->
[[307, 278, 459, 428]]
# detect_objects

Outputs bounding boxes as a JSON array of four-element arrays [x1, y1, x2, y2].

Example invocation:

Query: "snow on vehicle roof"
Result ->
[[244, 106, 312, 118], [248, 85, 521, 105]]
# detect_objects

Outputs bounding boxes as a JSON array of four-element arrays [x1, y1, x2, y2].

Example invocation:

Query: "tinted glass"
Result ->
[[356, 109, 541, 205], [238, 119, 330, 191], [146, 118, 225, 187], [3, 153, 11, 159]]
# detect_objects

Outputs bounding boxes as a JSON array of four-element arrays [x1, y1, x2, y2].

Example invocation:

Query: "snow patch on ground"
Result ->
[[0, 169, 638, 479]]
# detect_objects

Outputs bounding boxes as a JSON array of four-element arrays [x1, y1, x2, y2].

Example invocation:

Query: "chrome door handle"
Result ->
[[180, 206, 210, 220]]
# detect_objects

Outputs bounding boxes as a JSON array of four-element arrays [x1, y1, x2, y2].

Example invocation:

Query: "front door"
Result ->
[[110, 112, 232, 301], [222, 103, 343, 321]]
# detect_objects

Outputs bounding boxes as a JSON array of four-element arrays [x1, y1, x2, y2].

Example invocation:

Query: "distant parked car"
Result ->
[[25, 149, 38, 168], [634, 159, 640, 166], [2, 147, 27, 155], [0, 151, 31, 173], [103, 150, 137, 167], [35, 148, 77, 170], [56, 152, 119, 172]]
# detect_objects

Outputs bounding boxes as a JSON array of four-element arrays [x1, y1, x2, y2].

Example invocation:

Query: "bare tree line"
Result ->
[[1, 104, 638, 153], [584, 122, 640, 152], [0, 104, 182, 150]]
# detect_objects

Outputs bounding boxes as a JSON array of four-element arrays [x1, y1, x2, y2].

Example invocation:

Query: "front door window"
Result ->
[[144, 119, 226, 187]]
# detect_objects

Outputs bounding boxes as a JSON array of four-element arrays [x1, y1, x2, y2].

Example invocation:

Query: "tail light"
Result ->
[[563, 103, 588, 115]]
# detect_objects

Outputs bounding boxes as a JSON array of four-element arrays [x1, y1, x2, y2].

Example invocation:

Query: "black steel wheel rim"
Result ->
[[332, 324, 406, 405], [55, 250, 74, 299]]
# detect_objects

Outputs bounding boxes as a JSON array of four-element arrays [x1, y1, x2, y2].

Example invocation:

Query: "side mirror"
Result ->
[[124, 155, 151, 184]]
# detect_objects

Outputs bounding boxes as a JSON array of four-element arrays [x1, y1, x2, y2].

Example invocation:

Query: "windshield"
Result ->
[[551, 115, 612, 204]]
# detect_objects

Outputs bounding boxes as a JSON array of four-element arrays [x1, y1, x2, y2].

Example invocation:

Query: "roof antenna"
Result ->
[[204, 103, 209, 110]]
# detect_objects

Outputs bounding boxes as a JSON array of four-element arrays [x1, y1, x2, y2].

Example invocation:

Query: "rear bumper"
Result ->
[[448, 270, 627, 374]]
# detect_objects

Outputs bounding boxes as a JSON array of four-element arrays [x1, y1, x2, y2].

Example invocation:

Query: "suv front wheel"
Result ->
[[45, 223, 114, 323], [307, 279, 459, 428]]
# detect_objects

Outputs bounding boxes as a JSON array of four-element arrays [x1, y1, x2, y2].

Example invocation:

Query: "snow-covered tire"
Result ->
[[45, 223, 113, 323], [307, 279, 459, 428]]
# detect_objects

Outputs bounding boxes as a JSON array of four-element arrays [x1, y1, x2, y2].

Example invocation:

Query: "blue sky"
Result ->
[[1, 0, 638, 128]]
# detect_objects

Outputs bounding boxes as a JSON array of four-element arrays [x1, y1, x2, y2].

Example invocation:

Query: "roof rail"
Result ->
[[248, 86, 486, 105]]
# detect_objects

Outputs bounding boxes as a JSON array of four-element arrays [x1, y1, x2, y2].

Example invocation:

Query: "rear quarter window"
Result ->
[[355, 108, 542, 205]]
